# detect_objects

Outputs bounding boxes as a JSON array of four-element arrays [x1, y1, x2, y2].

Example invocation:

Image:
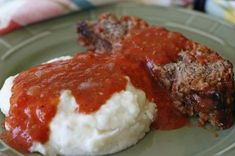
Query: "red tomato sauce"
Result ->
[[151, 87, 188, 130], [2, 27, 190, 152], [2, 53, 128, 152], [119, 27, 190, 64], [119, 27, 189, 130]]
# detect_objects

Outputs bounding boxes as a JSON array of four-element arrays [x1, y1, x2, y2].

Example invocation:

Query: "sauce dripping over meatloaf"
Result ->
[[119, 27, 190, 129], [2, 27, 190, 152]]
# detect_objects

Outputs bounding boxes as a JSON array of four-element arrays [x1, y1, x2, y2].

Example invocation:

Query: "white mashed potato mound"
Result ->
[[0, 57, 157, 156], [0, 75, 17, 116], [45, 56, 72, 64]]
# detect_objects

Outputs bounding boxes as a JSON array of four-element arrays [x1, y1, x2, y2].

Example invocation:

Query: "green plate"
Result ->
[[1, 2, 235, 156]]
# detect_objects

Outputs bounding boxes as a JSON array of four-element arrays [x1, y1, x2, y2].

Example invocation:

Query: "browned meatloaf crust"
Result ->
[[147, 44, 234, 129], [77, 12, 149, 53], [77, 13, 235, 129]]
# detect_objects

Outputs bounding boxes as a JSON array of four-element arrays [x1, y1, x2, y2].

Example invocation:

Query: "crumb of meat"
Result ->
[[77, 13, 235, 129], [147, 43, 235, 129], [77, 12, 149, 53]]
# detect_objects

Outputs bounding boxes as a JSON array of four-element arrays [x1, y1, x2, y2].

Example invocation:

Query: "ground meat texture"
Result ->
[[147, 43, 235, 129], [77, 13, 235, 129], [77, 12, 149, 53]]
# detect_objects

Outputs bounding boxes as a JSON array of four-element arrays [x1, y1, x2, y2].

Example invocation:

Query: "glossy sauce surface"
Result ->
[[120, 27, 190, 64], [2, 27, 190, 152], [2, 53, 128, 152], [120, 27, 189, 129]]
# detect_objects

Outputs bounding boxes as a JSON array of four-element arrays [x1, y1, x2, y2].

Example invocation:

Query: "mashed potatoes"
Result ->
[[0, 57, 157, 156]]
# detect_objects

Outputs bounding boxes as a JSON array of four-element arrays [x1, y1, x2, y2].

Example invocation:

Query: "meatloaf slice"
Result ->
[[147, 43, 235, 129], [77, 13, 235, 129], [77, 12, 149, 53]]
